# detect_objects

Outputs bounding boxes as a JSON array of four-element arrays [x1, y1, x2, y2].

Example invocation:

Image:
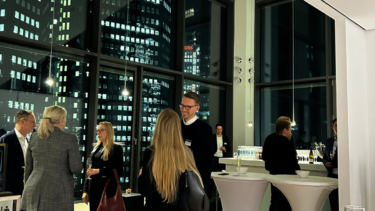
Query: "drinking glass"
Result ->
[[344, 205, 365, 211], [87, 157, 92, 179], [234, 156, 242, 176], [233, 152, 238, 159], [330, 150, 335, 160]]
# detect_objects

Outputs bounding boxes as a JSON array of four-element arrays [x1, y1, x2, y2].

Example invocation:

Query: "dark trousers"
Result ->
[[329, 188, 339, 211], [206, 157, 225, 199], [269, 184, 291, 211], [89, 178, 107, 211]]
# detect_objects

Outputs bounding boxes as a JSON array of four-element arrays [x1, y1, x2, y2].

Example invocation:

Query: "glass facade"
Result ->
[[101, 0, 177, 69], [98, 67, 134, 189], [140, 71, 174, 164], [260, 0, 327, 82], [184, 0, 227, 80], [0, 0, 93, 50], [257, 83, 327, 148], [183, 80, 226, 129], [0, 42, 90, 198]]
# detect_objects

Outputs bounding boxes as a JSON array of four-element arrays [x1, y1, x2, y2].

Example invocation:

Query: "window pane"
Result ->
[[0, 1, 93, 50], [101, 1, 177, 69], [183, 80, 226, 129], [184, 0, 227, 80], [0, 42, 90, 199], [260, 0, 329, 82], [140, 71, 175, 167], [99, 67, 134, 190], [257, 83, 327, 149]]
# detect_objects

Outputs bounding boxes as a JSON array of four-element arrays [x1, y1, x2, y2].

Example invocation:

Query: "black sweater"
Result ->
[[181, 119, 214, 188], [138, 148, 181, 211], [262, 133, 300, 175]]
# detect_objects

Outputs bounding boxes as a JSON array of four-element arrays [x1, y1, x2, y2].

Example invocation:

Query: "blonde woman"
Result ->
[[82, 121, 124, 211], [21, 105, 82, 211], [138, 109, 202, 211]]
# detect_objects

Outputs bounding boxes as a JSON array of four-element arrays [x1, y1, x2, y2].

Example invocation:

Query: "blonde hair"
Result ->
[[275, 116, 291, 135], [94, 121, 115, 161], [148, 109, 202, 203], [38, 105, 67, 139]]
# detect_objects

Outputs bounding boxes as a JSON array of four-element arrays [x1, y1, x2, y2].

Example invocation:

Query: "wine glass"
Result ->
[[234, 156, 242, 176], [233, 152, 238, 159], [87, 157, 92, 179], [330, 150, 335, 160], [344, 205, 365, 211]]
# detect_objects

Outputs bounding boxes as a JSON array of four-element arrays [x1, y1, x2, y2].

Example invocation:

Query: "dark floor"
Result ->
[[209, 198, 223, 211]]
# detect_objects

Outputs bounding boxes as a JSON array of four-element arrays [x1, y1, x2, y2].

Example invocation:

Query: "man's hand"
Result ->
[[139, 169, 142, 176], [220, 146, 226, 151], [82, 192, 89, 204], [326, 162, 332, 168], [87, 168, 99, 177]]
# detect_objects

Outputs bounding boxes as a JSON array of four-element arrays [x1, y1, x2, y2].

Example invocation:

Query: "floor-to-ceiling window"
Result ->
[[255, 0, 336, 148], [0, 0, 234, 201]]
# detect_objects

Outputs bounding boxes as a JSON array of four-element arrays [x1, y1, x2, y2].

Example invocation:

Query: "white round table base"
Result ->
[[214, 178, 269, 211], [272, 183, 336, 211]]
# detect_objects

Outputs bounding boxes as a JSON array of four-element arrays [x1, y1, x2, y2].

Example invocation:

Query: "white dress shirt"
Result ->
[[15, 128, 28, 164], [214, 135, 223, 157], [183, 115, 198, 126]]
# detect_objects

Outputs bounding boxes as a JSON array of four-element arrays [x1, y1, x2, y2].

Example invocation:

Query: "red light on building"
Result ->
[[184, 46, 194, 51]]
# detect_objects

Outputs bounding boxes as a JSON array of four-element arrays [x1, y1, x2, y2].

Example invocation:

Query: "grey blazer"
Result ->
[[21, 127, 82, 211]]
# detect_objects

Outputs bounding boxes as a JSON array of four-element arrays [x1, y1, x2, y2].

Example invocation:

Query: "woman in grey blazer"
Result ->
[[21, 105, 82, 211]]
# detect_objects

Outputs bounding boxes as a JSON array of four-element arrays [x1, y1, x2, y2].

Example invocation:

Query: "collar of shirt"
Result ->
[[15, 128, 27, 141], [183, 115, 198, 126]]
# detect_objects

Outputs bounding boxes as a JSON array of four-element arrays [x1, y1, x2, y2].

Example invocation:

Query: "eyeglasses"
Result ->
[[179, 104, 198, 110], [96, 129, 106, 133], [24, 119, 36, 124], [65, 117, 68, 121]]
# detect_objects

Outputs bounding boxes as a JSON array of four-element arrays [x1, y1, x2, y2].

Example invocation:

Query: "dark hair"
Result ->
[[215, 123, 223, 129], [332, 118, 337, 125], [183, 92, 201, 105], [15, 110, 34, 124], [275, 116, 291, 135]]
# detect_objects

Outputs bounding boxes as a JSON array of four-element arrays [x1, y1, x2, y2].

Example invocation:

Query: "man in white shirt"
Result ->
[[0, 110, 36, 195]]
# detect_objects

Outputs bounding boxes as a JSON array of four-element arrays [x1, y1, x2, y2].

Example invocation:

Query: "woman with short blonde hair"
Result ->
[[82, 121, 124, 211], [138, 109, 202, 211]]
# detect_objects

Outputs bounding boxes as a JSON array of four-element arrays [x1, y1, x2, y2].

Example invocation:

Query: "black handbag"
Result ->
[[179, 170, 210, 211]]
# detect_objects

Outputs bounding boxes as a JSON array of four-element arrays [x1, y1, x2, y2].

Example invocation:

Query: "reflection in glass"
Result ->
[[183, 80, 226, 129], [101, 0, 176, 69], [257, 83, 327, 149], [184, 0, 227, 80], [0, 42, 89, 199], [0, 0, 93, 50], [140, 71, 174, 166], [98, 67, 134, 190], [260, 0, 331, 82]]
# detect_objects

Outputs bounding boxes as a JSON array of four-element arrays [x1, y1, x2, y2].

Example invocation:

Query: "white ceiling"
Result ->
[[323, 0, 375, 30]]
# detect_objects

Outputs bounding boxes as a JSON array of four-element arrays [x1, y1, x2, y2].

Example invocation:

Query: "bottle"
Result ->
[[309, 148, 314, 164]]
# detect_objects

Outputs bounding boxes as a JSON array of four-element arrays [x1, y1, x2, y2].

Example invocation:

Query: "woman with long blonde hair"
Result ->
[[82, 121, 124, 211], [138, 109, 202, 211]]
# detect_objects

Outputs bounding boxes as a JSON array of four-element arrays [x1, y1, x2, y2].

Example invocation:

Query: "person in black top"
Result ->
[[179, 92, 214, 190], [138, 109, 203, 211], [82, 121, 124, 211], [212, 123, 231, 171], [322, 118, 338, 211], [262, 116, 300, 211]]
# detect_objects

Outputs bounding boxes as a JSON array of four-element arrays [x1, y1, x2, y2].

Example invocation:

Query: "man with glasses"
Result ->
[[180, 92, 214, 190], [0, 110, 36, 196]]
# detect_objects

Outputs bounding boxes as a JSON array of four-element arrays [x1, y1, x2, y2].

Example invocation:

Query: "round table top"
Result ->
[[266, 175, 338, 186], [211, 172, 269, 181]]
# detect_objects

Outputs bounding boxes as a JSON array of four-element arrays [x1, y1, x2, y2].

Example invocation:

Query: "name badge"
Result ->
[[224, 143, 227, 145], [185, 139, 192, 147]]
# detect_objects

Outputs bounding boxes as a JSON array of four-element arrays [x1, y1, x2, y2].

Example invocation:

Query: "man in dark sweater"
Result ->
[[262, 116, 300, 211], [180, 92, 214, 190]]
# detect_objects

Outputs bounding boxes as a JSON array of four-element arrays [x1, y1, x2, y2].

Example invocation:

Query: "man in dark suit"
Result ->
[[0, 110, 36, 196], [212, 123, 231, 171], [322, 118, 338, 211]]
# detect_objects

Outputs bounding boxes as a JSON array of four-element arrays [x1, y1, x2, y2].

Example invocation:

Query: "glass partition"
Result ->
[[0, 42, 90, 199], [140, 71, 174, 165], [98, 67, 134, 190], [0, 0, 93, 50]]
